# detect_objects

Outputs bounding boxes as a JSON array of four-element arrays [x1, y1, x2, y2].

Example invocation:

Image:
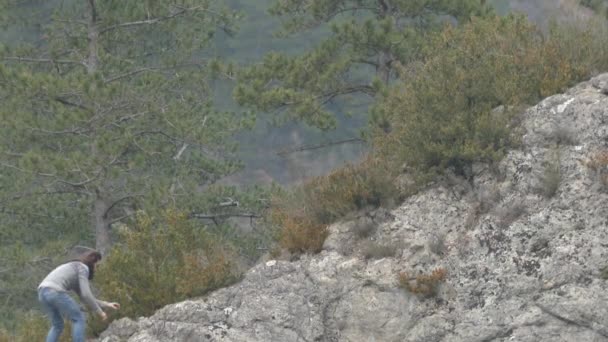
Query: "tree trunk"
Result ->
[[378, 51, 393, 85], [93, 195, 111, 255], [376, 1, 393, 85], [87, 0, 98, 74], [88, 0, 107, 253]]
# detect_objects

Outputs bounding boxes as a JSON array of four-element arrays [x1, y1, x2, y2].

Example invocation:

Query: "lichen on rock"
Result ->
[[99, 75, 608, 342]]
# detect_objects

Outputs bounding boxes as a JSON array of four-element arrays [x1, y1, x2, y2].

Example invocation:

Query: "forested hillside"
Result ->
[[1, 0, 607, 340]]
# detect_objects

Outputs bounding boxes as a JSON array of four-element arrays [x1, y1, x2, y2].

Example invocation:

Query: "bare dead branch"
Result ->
[[104, 67, 161, 83], [53, 96, 91, 111], [0, 162, 55, 177], [173, 143, 189, 161], [104, 194, 141, 217], [99, 7, 196, 34], [109, 212, 136, 225], [191, 212, 262, 220], [277, 137, 364, 156], [0, 189, 90, 207], [270, 84, 375, 111], [3, 56, 86, 67], [25, 125, 90, 136], [55, 18, 88, 26], [220, 198, 239, 207], [0, 161, 99, 189], [56, 176, 98, 188], [104, 112, 148, 129]]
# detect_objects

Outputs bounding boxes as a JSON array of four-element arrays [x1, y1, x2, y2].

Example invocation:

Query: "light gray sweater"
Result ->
[[38, 261, 110, 314]]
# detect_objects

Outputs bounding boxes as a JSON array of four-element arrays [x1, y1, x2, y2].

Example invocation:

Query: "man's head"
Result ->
[[77, 250, 102, 280]]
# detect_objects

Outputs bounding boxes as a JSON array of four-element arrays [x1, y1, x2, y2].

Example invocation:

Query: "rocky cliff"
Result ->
[[98, 74, 608, 342]]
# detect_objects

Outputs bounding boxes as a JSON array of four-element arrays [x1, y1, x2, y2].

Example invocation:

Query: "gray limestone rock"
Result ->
[[98, 74, 608, 341]]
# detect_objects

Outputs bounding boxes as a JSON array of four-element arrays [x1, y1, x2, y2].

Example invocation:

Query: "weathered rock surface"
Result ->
[[98, 74, 608, 341]]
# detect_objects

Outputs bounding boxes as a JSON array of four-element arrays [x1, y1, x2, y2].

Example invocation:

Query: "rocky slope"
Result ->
[[98, 74, 608, 342]]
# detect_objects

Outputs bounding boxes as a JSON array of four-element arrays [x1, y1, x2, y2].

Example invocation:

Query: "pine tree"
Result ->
[[580, 0, 608, 18], [0, 0, 247, 255], [234, 0, 491, 130]]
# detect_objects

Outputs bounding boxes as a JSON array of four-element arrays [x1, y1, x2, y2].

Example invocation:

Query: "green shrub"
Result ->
[[373, 14, 608, 181], [360, 241, 398, 260], [540, 155, 562, 198], [0, 312, 71, 342], [580, 0, 608, 18], [95, 209, 239, 323]]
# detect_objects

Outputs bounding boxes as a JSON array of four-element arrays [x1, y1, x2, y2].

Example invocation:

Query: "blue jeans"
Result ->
[[38, 287, 86, 342]]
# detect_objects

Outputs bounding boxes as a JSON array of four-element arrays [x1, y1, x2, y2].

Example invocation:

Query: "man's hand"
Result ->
[[108, 302, 121, 310], [99, 311, 108, 321]]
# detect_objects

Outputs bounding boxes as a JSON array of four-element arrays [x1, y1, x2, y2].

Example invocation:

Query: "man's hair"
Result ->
[[76, 250, 102, 280]]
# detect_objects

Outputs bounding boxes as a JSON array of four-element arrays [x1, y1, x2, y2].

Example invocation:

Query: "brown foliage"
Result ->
[[583, 150, 608, 188], [270, 155, 398, 254], [271, 206, 328, 254], [301, 156, 398, 224], [398, 268, 447, 297]]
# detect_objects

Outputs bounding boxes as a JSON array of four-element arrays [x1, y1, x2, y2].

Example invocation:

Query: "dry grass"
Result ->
[[539, 154, 562, 198], [360, 241, 398, 260], [465, 185, 501, 229], [550, 124, 578, 146], [583, 150, 608, 189], [352, 217, 376, 239], [302, 156, 398, 224], [494, 200, 527, 228]]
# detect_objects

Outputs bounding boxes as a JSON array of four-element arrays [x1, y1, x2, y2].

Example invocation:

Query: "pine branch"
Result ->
[[99, 7, 198, 34], [271, 84, 375, 109], [0, 162, 98, 189], [133, 130, 215, 157], [103, 62, 204, 84]]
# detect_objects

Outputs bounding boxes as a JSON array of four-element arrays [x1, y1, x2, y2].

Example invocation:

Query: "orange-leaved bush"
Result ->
[[270, 155, 398, 254], [398, 268, 447, 297], [301, 156, 398, 224], [270, 200, 328, 255]]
